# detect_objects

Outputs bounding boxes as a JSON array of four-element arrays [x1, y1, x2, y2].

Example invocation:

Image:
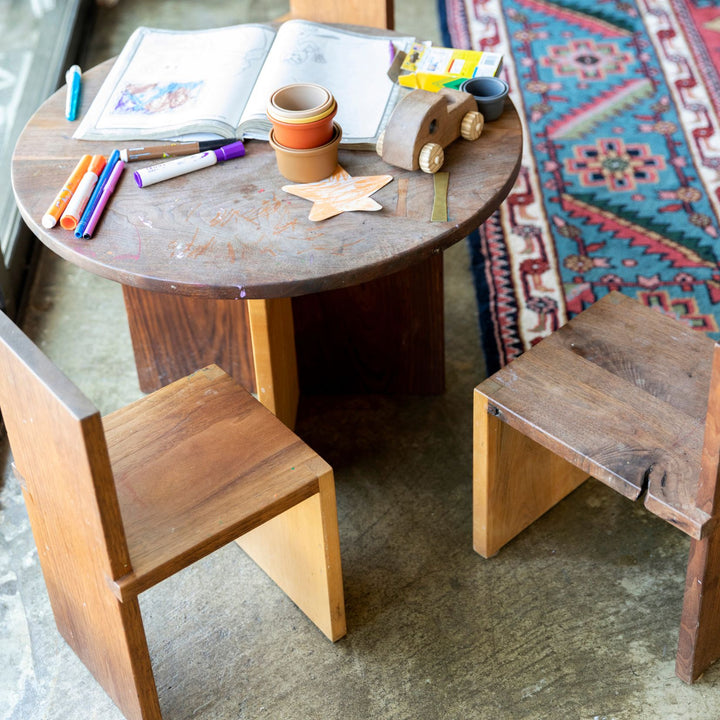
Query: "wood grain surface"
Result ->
[[12, 57, 522, 300], [476, 291, 716, 540]]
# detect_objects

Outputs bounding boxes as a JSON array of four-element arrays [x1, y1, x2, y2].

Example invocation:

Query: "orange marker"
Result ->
[[59, 155, 106, 230], [42, 155, 92, 229]]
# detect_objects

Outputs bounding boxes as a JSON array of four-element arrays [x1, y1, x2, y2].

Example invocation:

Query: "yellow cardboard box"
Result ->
[[398, 44, 503, 92]]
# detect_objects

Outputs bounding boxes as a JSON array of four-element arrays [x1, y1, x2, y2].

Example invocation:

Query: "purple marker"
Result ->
[[83, 160, 125, 238], [134, 140, 246, 188]]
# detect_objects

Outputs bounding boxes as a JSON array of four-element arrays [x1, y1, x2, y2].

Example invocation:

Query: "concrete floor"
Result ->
[[3, 1, 720, 718]]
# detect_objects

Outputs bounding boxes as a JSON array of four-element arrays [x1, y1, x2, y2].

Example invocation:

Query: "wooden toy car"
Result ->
[[376, 88, 484, 173]]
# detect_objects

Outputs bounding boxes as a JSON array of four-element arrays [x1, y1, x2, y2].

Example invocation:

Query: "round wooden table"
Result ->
[[12, 57, 522, 426]]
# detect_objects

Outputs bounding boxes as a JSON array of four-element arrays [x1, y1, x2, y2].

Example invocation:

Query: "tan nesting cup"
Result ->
[[269, 123, 342, 183]]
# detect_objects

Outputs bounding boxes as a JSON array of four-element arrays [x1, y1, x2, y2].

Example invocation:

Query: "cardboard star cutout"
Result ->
[[282, 165, 393, 221]]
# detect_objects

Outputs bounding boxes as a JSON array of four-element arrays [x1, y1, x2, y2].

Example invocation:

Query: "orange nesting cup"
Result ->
[[268, 105, 337, 149], [266, 83, 337, 149]]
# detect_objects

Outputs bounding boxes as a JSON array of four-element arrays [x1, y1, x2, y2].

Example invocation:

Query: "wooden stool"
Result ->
[[0, 311, 345, 720], [473, 291, 720, 682]]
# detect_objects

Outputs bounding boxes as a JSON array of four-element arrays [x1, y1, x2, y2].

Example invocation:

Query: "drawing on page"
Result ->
[[113, 81, 203, 115], [283, 42, 325, 65]]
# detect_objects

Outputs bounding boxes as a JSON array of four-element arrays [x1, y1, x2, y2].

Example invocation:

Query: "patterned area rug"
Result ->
[[440, 0, 720, 373]]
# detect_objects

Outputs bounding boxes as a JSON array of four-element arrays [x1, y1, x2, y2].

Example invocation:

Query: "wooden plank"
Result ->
[[555, 293, 714, 420], [122, 285, 255, 393], [247, 297, 299, 428], [696, 343, 720, 517], [237, 460, 346, 642], [677, 530, 720, 682], [675, 343, 720, 681], [473, 390, 588, 557], [293, 253, 445, 394], [282, 0, 394, 29]]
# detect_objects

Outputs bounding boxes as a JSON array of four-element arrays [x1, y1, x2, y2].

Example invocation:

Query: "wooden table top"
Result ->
[[12, 58, 522, 300]]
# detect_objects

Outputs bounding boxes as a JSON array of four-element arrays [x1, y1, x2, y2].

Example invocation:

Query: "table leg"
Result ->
[[122, 286, 299, 428], [122, 285, 255, 391], [292, 253, 445, 394], [246, 297, 299, 429], [122, 252, 443, 422]]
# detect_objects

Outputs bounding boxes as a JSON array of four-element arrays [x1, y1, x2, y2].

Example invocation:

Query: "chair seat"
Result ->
[[103, 365, 327, 599], [476, 292, 715, 539]]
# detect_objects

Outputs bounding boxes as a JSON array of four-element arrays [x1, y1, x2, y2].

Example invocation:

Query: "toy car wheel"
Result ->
[[460, 111, 484, 141], [418, 142, 444, 173], [376, 130, 385, 157]]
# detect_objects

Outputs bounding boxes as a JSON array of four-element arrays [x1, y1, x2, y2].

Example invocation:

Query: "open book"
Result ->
[[73, 19, 414, 148]]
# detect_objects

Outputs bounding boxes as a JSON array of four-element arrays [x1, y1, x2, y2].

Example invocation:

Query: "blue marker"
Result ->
[[65, 65, 81, 121], [76, 149, 120, 239]]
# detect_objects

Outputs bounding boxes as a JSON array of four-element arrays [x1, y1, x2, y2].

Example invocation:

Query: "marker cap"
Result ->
[[214, 141, 245, 161]]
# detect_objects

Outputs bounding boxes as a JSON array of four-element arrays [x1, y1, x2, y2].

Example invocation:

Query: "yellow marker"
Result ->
[[42, 155, 92, 229]]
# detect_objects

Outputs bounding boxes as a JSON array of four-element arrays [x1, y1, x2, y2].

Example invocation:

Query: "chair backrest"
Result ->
[[0, 312, 132, 593], [285, 0, 394, 29]]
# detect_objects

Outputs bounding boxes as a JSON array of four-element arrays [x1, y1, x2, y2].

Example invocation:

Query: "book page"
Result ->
[[74, 24, 276, 141], [242, 20, 413, 144]]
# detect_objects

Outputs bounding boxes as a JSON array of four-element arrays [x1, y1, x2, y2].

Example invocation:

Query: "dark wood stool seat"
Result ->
[[473, 291, 720, 682]]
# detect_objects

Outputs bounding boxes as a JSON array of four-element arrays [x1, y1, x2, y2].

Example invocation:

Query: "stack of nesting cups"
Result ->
[[267, 83, 341, 182]]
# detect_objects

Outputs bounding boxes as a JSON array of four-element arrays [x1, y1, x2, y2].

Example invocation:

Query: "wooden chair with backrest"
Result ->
[[281, 0, 394, 28], [473, 291, 720, 682], [0, 310, 345, 720]]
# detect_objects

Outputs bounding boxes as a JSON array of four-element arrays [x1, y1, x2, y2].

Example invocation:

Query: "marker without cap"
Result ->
[[60, 155, 106, 230], [120, 139, 234, 162]]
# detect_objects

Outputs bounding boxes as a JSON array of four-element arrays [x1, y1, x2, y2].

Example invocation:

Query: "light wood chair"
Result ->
[[281, 0, 394, 29], [473, 291, 720, 682], [0, 310, 345, 720]]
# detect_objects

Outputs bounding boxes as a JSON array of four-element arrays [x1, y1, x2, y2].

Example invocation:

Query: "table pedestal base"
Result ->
[[293, 253, 445, 395], [123, 255, 445, 428]]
